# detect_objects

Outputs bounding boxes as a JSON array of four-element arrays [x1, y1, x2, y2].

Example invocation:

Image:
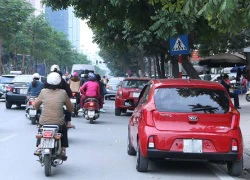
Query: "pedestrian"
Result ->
[[221, 74, 241, 109], [236, 68, 242, 83], [204, 70, 212, 81]]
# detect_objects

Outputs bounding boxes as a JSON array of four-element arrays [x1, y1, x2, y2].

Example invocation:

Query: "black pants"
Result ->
[[229, 92, 239, 107], [36, 123, 69, 148], [64, 110, 71, 123]]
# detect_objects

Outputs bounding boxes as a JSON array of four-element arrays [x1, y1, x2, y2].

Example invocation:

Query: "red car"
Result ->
[[127, 79, 243, 176], [115, 78, 151, 116]]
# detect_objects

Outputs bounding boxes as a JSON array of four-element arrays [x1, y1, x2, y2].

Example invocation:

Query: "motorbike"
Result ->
[[70, 92, 80, 117], [246, 88, 250, 102], [25, 97, 41, 125], [83, 98, 100, 124], [35, 125, 66, 177]]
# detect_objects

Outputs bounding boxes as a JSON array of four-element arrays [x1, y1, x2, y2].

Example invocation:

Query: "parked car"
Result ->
[[127, 79, 243, 176], [5, 74, 46, 109], [105, 77, 124, 100], [0, 74, 19, 99], [115, 77, 151, 116]]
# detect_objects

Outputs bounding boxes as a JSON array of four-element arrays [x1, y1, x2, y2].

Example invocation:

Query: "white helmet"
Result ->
[[47, 72, 61, 85], [50, 64, 60, 72], [33, 73, 40, 79]]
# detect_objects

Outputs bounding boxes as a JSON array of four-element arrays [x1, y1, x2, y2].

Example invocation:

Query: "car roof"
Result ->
[[151, 78, 226, 91], [1, 74, 18, 77], [123, 77, 151, 81]]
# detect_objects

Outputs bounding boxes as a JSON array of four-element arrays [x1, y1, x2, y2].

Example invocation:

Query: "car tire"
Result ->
[[127, 130, 136, 155], [115, 108, 121, 116], [5, 101, 12, 109], [136, 142, 149, 172], [105, 96, 108, 100], [246, 94, 250, 102], [227, 158, 243, 176]]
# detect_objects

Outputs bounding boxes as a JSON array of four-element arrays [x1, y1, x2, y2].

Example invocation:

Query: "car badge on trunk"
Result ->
[[188, 116, 198, 122]]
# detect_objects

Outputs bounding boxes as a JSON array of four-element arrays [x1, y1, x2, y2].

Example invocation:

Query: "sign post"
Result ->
[[170, 35, 189, 78]]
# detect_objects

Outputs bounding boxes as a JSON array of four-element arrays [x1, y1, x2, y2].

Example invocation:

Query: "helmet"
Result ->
[[73, 72, 78, 77], [33, 73, 40, 79], [50, 64, 60, 72], [47, 72, 61, 85], [88, 72, 95, 80]]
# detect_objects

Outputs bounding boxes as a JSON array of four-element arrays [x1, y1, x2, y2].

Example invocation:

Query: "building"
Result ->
[[45, 7, 80, 51], [25, 0, 44, 16]]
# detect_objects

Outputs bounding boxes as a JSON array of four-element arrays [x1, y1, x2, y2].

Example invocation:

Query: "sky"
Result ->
[[79, 20, 110, 74]]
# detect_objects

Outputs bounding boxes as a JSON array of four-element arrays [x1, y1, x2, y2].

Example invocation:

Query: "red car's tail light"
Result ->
[[142, 104, 156, 127], [6, 85, 13, 92], [229, 107, 240, 130], [43, 131, 53, 138], [148, 136, 155, 148], [231, 139, 238, 151]]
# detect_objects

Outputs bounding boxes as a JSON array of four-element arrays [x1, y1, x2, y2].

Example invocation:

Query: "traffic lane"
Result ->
[[0, 100, 240, 179]]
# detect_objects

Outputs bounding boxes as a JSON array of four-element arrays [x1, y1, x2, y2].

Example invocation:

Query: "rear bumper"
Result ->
[[147, 149, 238, 161], [6, 92, 27, 104]]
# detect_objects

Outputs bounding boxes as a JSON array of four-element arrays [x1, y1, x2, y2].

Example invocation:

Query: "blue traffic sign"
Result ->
[[170, 35, 189, 55]]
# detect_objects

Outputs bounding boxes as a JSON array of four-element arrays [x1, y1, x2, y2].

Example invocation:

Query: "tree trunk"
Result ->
[[160, 53, 166, 78], [153, 57, 156, 79], [21, 54, 25, 74], [170, 56, 179, 78], [155, 55, 161, 78], [0, 35, 3, 75], [14, 49, 18, 71], [182, 55, 200, 79], [148, 57, 151, 77]]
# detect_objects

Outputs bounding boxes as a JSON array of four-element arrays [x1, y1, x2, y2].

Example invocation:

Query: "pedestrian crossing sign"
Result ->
[[170, 35, 189, 55]]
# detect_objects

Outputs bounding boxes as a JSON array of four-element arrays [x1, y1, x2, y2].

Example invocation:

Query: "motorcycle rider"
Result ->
[[33, 72, 74, 157], [95, 74, 106, 113], [80, 72, 101, 108], [69, 72, 81, 108], [26, 73, 44, 113], [47, 65, 75, 129]]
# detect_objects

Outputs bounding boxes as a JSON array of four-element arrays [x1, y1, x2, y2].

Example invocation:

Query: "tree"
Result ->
[[0, 0, 34, 75]]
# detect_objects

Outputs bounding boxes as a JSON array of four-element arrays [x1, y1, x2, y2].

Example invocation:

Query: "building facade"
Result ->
[[45, 7, 80, 51], [25, 0, 44, 16]]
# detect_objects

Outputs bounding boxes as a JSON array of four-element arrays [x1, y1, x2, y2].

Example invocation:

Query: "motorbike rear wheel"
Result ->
[[90, 118, 94, 124], [246, 94, 250, 102], [44, 154, 52, 177], [31, 117, 36, 125]]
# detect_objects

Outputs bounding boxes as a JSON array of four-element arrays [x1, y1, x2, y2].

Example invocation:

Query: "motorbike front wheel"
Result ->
[[31, 117, 36, 125], [44, 154, 52, 177], [90, 118, 94, 124], [246, 94, 250, 102]]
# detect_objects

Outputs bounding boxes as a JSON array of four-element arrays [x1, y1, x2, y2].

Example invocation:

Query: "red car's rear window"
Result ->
[[154, 88, 230, 114], [122, 80, 149, 89]]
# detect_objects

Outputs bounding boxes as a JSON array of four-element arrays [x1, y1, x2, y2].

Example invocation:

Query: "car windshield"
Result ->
[[122, 80, 149, 89], [12, 75, 33, 83], [154, 88, 229, 114], [0, 76, 15, 84], [108, 78, 122, 84]]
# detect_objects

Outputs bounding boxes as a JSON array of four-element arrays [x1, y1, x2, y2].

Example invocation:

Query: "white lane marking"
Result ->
[[0, 134, 18, 143], [207, 164, 235, 180]]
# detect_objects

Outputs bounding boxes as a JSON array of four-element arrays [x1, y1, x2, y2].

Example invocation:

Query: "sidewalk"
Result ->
[[238, 95, 250, 172]]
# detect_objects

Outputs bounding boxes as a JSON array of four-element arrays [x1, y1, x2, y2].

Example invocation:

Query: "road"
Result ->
[[0, 99, 249, 180]]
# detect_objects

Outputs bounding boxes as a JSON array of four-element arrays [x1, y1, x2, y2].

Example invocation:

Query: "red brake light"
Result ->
[[142, 104, 155, 127], [29, 101, 34, 105], [43, 131, 53, 138], [89, 102, 94, 106], [230, 107, 240, 130], [72, 92, 76, 96], [148, 136, 155, 148], [231, 139, 238, 151]]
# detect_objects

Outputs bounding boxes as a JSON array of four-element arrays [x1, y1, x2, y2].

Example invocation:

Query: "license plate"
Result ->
[[70, 98, 76, 103], [20, 88, 27, 94], [29, 109, 36, 116], [40, 138, 54, 148], [133, 92, 140, 98], [88, 110, 95, 117], [183, 139, 202, 153]]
